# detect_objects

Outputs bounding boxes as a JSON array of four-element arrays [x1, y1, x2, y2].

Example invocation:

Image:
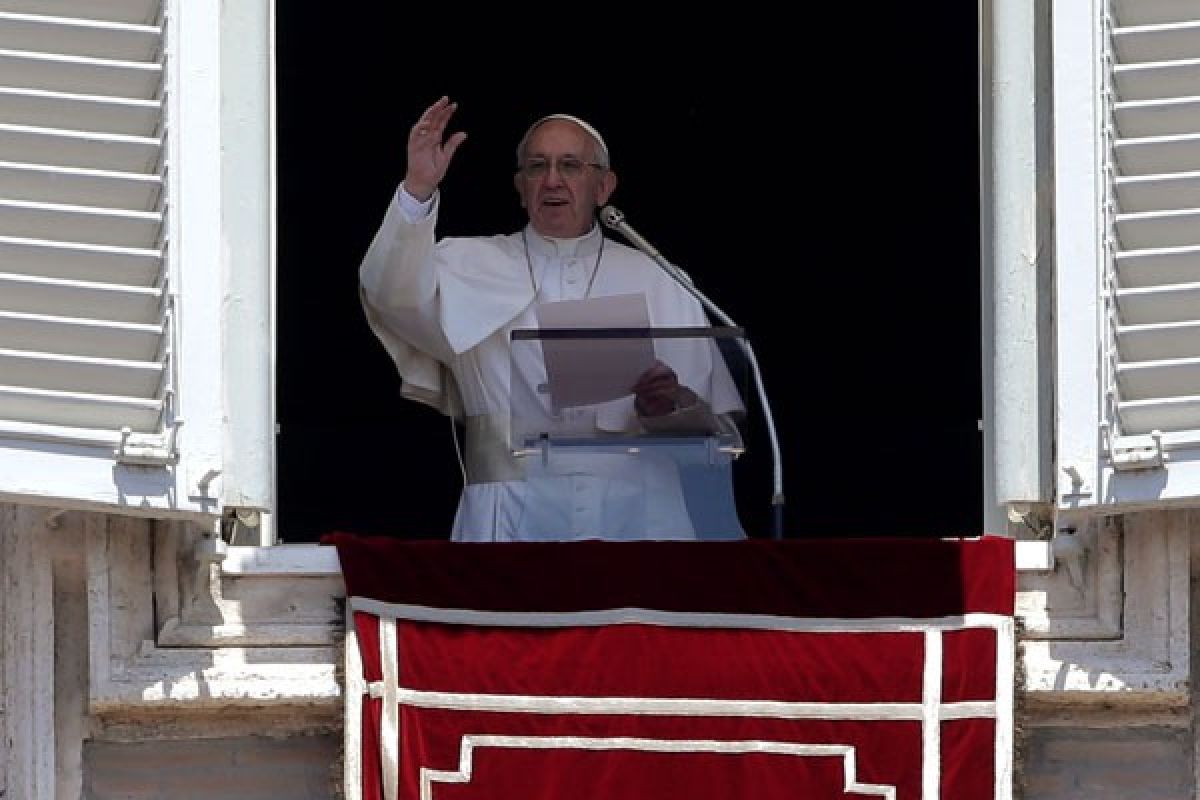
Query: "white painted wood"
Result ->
[[1118, 320, 1200, 361], [0, 12, 161, 61], [0, 236, 160, 284], [0, 272, 162, 322], [1109, 3, 1200, 445], [0, 197, 162, 245], [1116, 209, 1200, 249], [0, 123, 160, 173], [1108, 0, 1200, 28], [1053, 0, 1106, 512], [0, 310, 160, 359], [0, 1, 171, 503], [217, 0, 275, 515], [0, 89, 160, 136], [0, 350, 162, 396], [1115, 282, 1200, 324], [1114, 19, 1200, 62], [0, 385, 160, 430], [1056, 0, 1200, 510], [984, 0, 1053, 507], [0, 0, 275, 519], [0, 0, 161, 25], [1115, 244, 1200, 287], [0, 441, 216, 517], [1114, 60, 1200, 102], [1118, 356, 1200, 398], [0, 160, 162, 208]]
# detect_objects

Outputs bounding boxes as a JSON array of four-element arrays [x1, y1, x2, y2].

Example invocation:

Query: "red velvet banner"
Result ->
[[325, 535, 1015, 800]]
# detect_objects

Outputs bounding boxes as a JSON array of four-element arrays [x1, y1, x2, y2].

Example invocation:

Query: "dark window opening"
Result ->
[[274, 12, 982, 542]]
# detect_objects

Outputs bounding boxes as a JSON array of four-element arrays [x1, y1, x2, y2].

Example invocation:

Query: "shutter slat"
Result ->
[[0, 311, 161, 361], [1117, 395, 1200, 434], [0, 385, 160, 431], [1119, 320, 1200, 361], [1116, 96, 1200, 138], [1115, 171, 1200, 211], [1115, 246, 1200, 287], [0, 348, 161, 396], [0, 1, 160, 26], [0, 88, 159, 136], [1116, 209, 1200, 249], [0, 237, 159, 285], [1115, 21, 1200, 63], [0, 199, 160, 247], [0, 13, 159, 61], [0, 273, 161, 324], [1109, 3, 1200, 443], [1114, 132, 1200, 175], [1115, 59, 1200, 101], [1114, 0, 1200, 28], [1118, 356, 1200, 398], [1115, 282, 1200, 324], [0, 161, 161, 210], [0, 124, 159, 173], [0, 1, 168, 441], [0, 49, 160, 100]]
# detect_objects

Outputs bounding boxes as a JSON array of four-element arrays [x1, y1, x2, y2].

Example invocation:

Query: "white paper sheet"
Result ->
[[534, 293, 656, 411]]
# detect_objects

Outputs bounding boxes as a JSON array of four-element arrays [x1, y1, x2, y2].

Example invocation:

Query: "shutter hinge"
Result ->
[[1106, 427, 1166, 472], [114, 421, 182, 466]]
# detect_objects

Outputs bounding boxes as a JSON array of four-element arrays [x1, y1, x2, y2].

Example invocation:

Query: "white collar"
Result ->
[[522, 223, 604, 259]]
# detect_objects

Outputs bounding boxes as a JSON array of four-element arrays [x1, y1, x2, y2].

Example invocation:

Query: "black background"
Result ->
[[273, 11, 983, 542]]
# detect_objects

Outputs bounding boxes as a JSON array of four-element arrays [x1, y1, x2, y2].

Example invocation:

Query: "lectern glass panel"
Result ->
[[505, 326, 749, 540]]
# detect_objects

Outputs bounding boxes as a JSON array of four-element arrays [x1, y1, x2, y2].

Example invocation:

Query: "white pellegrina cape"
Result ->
[[359, 189, 745, 542]]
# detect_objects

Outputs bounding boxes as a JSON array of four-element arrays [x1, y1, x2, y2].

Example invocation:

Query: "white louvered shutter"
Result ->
[[0, 1, 274, 518], [1056, 0, 1200, 511]]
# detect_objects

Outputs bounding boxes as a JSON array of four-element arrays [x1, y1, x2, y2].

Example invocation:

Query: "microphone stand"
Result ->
[[600, 205, 785, 540]]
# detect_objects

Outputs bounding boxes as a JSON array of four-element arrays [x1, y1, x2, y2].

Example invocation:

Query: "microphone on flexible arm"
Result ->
[[600, 204, 785, 540]]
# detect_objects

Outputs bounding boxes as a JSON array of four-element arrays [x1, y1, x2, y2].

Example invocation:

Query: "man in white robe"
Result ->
[[359, 96, 745, 541]]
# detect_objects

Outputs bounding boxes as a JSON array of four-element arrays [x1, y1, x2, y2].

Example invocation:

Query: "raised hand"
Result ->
[[403, 96, 468, 202]]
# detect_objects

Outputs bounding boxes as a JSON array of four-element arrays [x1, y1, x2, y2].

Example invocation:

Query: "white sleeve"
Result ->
[[359, 187, 440, 312], [396, 182, 434, 222]]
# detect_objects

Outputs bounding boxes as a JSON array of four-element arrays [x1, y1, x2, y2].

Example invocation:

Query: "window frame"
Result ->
[[1054, 0, 1200, 513], [0, 0, 275, 528]]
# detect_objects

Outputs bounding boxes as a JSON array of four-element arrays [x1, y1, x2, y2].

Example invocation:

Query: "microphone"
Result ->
[[600, 206, 662, 261], [599, 204, 786, 539], [600, 205, 689, 286]]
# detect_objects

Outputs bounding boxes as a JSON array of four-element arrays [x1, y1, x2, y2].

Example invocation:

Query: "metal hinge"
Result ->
[[1106, 427, 1165, 472], [113, 421, 182, 466]]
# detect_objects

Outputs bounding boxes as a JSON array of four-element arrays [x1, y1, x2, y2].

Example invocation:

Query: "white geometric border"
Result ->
[[354, 610, 1015, 800], [419, 735, 897, 800]]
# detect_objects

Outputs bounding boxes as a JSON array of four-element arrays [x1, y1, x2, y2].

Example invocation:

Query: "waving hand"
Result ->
[[403, 96, 468, 202]]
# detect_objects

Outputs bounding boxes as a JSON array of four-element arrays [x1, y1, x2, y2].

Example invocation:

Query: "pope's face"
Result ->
[[515, 120, 616, 238]]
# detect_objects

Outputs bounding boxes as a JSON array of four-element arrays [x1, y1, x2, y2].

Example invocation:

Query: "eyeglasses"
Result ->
[[519, 157, 607, 180]]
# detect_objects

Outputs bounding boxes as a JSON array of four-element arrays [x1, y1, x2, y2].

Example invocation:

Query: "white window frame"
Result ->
[[0, 1, 274, 527], [1054, 0, 1200, 513]]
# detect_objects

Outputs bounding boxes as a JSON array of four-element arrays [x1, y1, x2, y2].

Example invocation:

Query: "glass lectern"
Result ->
[[505, 325, 750, 540]]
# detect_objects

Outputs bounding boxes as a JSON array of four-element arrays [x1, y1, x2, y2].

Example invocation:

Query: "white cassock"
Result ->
[[359, 187, 745, 542]]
